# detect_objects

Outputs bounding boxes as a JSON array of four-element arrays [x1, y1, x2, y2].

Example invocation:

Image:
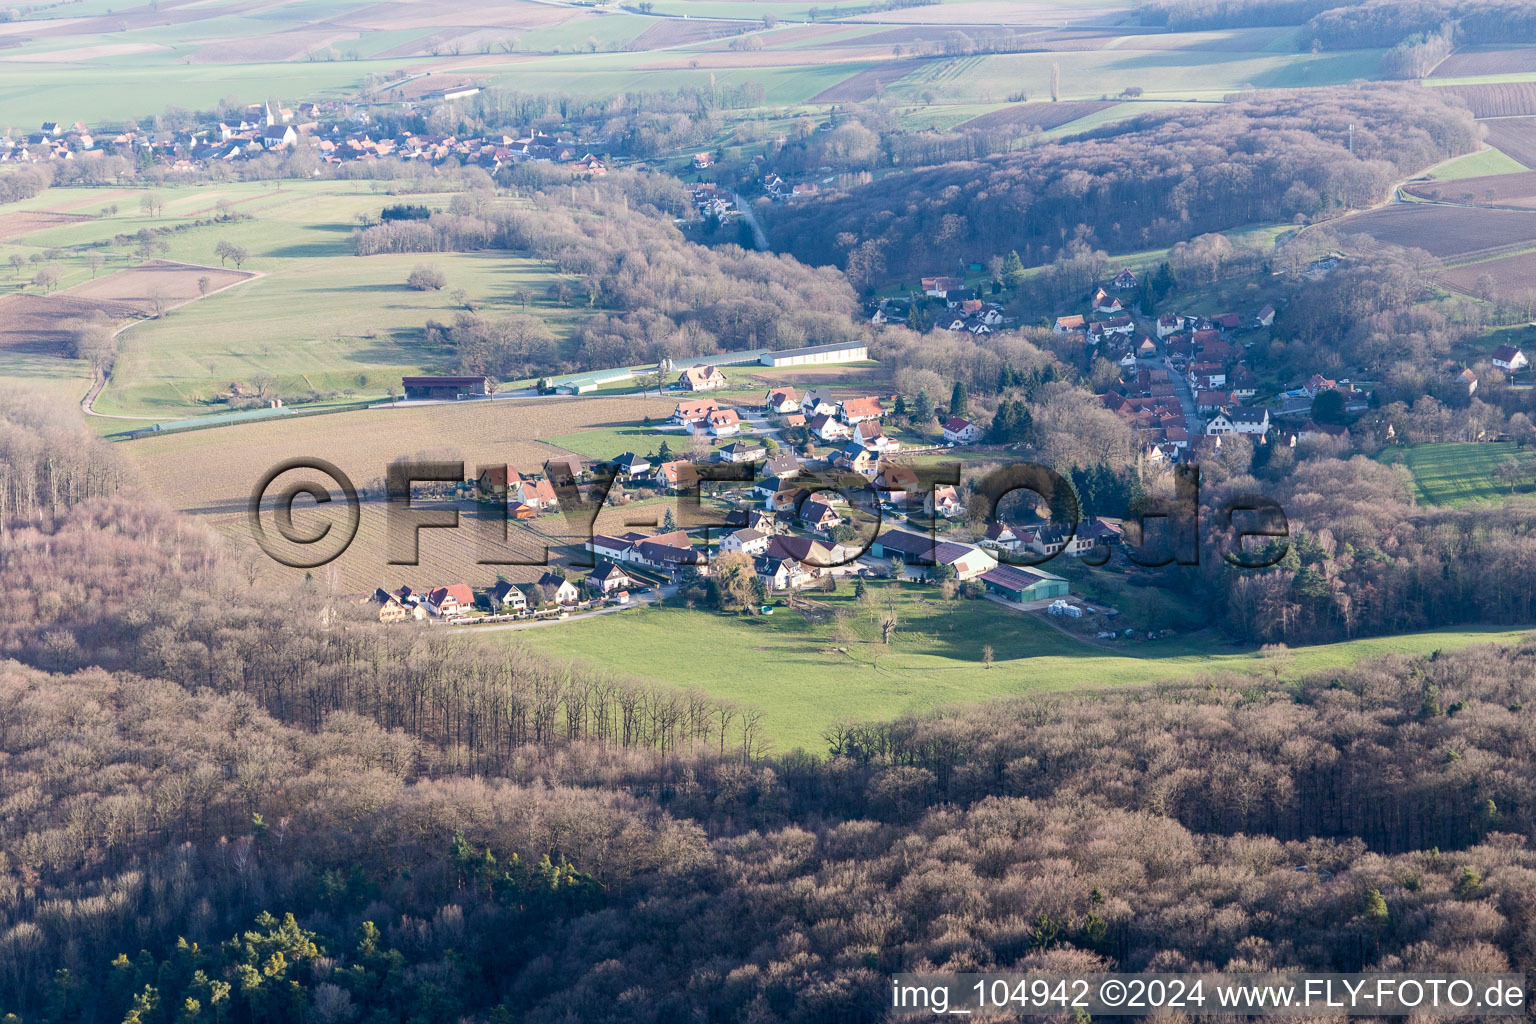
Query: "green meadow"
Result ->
[[1377, 441, 1536, 507], [1, 180, 590, 419], [505, 580, 1533, 750]]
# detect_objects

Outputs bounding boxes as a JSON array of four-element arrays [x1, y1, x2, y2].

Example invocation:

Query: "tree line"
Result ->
[[766, 87, 1479, 285]]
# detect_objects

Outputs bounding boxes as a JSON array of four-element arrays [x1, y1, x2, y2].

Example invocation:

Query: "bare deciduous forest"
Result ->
[[5, 390, 1536, 1023], [767, 88, 1479, 283]]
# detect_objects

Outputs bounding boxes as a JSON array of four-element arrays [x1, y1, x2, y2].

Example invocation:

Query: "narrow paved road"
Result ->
[[735, 194, 769, 251]]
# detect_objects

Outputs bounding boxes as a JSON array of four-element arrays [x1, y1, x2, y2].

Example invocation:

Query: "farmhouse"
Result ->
[[679, 365, 728, 391], [942, 417, 980, 444], [759, 342, 868, 367], [1493, 345, 1529, 373], [402, 375, 490, 400], [544, 454, 586, 483], [979, 564, 1070, 603], [922, 276, 965, 297]]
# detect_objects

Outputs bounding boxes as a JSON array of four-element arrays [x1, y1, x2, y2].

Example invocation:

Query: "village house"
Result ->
[[525, 573, 581, 608], [838, 396, 885, 425], [721, 528, 771, 557], [1459, 368, 1479, 396], [1089, 316, 1135, 342], [834, 443, 879, 476], [755, 555, 816, 591], [1256, 304, 1276, 327], [1493, 345, 1529, 373], [701, 408, 741, 437], [589, 531, 651, 563], [678, 365, 728, 391], [426, 584, 474, 617], [1113, 269, 1137, 290], [922, 275, 965, 297], [801, 389, 838, 417], [762, 452, 801, 480], [1156, 313, 1184, 338], [1195, 390, 1233, 414], [655, 460, 698, 493], [927, 485, 963, 518], [586, 561, 634, 596], [477, 464, 519, 497], [808, 413, 850, 441], [488, 580, 528, 612], [375, 594, 412, 623], [766, 534, 838, 569], [513, 477, 559, 512], [1054, 314, 1087, 335], [719, 440, 767, 463], [853, 420, 899, 453], [979, 521, 1033, 553], [634, 533, 705, 574], [942, 417, 981, 444], [672, 398, 720, 424], [762, 388, 799, 414], [798, 499, 843, 533], [1205, 407, 1271, 436], [1092, 288, 1123, 314]]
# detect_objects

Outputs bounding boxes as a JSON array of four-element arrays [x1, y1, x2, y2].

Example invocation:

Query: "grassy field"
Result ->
[[0, 181, 590, 419], [1426, 147, 1531, 181], [1377, 441, 1536, 506], [503, 581, 1534, 749]]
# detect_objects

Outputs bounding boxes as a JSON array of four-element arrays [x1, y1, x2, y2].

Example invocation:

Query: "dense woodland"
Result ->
[[7, 393, 1536, 1021], [353, 171, 860, 376], [1140, 0, 1536, 45], [767, 88, 1478, 285]]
